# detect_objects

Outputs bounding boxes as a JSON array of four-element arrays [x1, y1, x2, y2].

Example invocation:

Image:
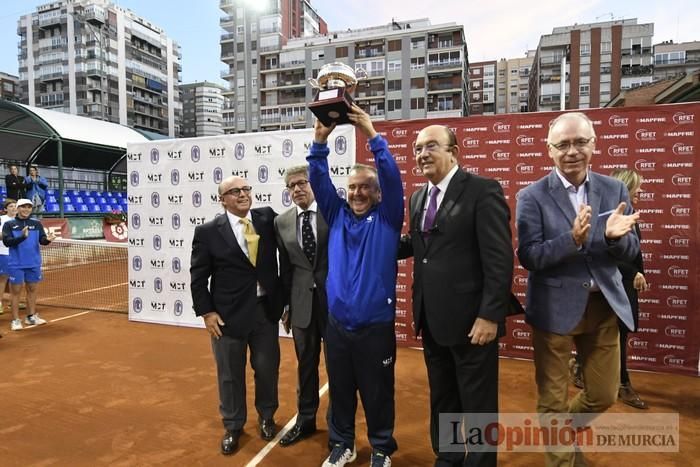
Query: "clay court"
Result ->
[[1, 304, 699, 467]]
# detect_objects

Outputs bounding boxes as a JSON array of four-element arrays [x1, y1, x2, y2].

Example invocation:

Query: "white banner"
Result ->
[[126, 125, 356, 328]]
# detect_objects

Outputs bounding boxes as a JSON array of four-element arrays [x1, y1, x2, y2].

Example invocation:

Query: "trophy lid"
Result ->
[[316, 62, 358, 88]]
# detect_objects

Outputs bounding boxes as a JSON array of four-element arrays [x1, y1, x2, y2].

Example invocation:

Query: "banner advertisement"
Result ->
[[360, 102, 699, 376], [41, 218, 70, 239]]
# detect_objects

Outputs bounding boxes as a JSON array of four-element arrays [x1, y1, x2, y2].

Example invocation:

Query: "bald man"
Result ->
[[190, 176, 283, 455]]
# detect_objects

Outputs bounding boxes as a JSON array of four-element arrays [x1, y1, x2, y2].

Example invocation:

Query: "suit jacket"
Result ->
[[618, 223, 644, 331], [274, 207, 329, 329], [399, 169, 515, 346], [5, 174, 26, 201], [516, 170, 639, 334], [190, 207, 282, 338]]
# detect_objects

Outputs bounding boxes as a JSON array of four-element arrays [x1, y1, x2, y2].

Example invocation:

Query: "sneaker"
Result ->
[[11, 319, 23, 331], [25, 314, 47, 326], [322, 443, 357, 467], [370, 450, 392, 467]]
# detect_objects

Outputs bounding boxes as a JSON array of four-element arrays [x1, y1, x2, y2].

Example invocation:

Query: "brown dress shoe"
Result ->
[[569, 357, 584, 389], [619, 383, 648, 409]]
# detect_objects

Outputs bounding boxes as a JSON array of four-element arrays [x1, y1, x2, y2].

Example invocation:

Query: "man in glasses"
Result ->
[[516, 112, 640, 466], [308, 104, 403, 467], [398, 125, 514, 467], [190, 175, 283, 456], [273, 165, 330, 447]]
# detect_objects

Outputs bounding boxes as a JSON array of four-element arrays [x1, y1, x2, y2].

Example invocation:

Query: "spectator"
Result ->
[[5, 165, 26, 201], [2, 198, 56, 331], [25, 166, 48, 214]]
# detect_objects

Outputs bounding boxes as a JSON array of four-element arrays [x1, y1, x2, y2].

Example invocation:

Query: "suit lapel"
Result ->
[[280, 208, 309, 266], [547, 170, 577, 225], [434, 169, 467, 228], [411, 185, 428, 234], [586, 173, 602, 247], [216, 214, 246, 260]]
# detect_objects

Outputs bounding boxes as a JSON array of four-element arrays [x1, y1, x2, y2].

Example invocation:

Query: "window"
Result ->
[[410, 97, 424, 109], [388, 40, 401, 52], [579, 84, 590, 96], [236, 42, 244, 53], [601, 41, 611, 53], [336, 46, 348, 58], [387, 60, 401, 73], [410, 57, 425, 70], [387, 79, 401, 91], [411, 37, 425, 49], [410, 77, 424, 89], [580, 43, 591, 56], [471, 68, 481, 76], [388, 99, 401, 111]]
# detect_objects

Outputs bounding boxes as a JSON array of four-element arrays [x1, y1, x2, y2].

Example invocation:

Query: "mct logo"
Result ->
[[336, 188, 347, 200], [167, 150, 182, 160]]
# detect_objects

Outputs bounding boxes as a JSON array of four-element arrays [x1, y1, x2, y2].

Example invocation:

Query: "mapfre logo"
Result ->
[[608, 115, 629, 127], [634, 159, 656, 171], [607, 145, 628, 157], [492, 122, 511, 133], [672, 174, 692, 186], [672, 112, 695, 125], [516, 135, 535, 146], [635, 129, 656, 141], [672, 143, 694, 156]]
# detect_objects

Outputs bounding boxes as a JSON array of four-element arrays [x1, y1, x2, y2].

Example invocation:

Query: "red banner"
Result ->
[[357, 103, 699, 376], [42, 218, 70, 240], [103, 221, 128, 243]]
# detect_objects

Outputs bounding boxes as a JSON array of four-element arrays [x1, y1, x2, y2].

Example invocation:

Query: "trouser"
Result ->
[[326, 315, 397, 455], [211, 301, 280, 432]]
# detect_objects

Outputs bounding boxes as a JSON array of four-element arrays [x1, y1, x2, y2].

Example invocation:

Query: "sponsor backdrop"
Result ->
[[359, 103, 699, 376], [126, 126, 355, 329]]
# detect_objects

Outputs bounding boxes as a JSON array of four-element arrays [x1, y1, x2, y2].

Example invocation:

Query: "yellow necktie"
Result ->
[[240, 218, 259, 266]]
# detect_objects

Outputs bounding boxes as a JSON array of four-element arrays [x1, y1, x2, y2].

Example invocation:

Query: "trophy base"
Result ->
[[308, 88, 354, 127]]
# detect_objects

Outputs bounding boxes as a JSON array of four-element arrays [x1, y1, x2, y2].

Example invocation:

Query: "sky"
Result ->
[[0, 0, 698, 85]]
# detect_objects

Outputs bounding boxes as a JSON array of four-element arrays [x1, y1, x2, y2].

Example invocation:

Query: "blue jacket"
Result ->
[[516, 170, 639, 334], [307, 134, 404, 330], [25, 175, 49, 204], [2, 216, 51, 269]]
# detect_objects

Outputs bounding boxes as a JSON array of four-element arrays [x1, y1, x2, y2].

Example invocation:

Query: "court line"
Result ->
[[40, 282, 128, 302], [245, 382, 330, 467], [50, 310, 95, 322]]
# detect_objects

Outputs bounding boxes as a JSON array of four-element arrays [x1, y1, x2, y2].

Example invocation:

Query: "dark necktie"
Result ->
[[301, 211, 316, 265], [422, 186, 440, 235]]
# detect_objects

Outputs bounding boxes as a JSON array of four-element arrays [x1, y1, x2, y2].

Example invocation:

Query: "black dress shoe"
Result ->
[[259, 418, 276, 441], [279, 423, 316, 447], [221, 430, 241, 455]]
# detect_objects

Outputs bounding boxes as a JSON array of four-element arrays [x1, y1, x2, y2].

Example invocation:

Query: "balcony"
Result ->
[[220, 15, 234, 25], [428, 39, 462, 50], [428, 80, 462, 93], [220, 33, 235, 42], [540, 56, 565, 66], [38, 15, 63, 29], [427, 60, 463, 72], [279, 60, 305, 70], [39, 72, 64, 82]]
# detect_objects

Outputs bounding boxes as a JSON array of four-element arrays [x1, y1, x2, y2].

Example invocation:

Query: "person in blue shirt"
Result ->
[[25, 166, 49, 214], [2, 198, 55, 330], [307, 104, 403, 467]]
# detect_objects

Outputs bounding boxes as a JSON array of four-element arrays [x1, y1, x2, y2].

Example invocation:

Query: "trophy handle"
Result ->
[[354, 67, 368, 80], [308, 78, 320, 89]]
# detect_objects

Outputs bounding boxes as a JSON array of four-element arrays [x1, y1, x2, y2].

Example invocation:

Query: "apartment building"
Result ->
[[529, 19, 654, 111], [654, 40, 700, 81], [496, 51, 535, 114], [18, 0, 182, 136], [0, 72, 21, 102], [468, 61, 496, 115], [220, 1, 468, 132], [181, 81, 226, 137]]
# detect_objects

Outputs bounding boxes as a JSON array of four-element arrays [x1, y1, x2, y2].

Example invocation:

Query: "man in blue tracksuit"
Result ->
[[307, 104, 403, 467], [2, 198, 55, 331]]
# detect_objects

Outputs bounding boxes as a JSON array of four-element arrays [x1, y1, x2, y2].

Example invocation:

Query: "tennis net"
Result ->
[[39, 238, 128, 313]]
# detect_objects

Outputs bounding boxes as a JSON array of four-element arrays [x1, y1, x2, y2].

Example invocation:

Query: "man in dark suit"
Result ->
[[190, 175, 282, 455], [5, 165, 26, 201], [399, 125, 514, 467], [516, 112, 640, 467], [274, 164, 330, 446]]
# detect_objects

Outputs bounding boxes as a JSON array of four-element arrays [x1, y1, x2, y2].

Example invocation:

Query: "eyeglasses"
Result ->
[[413, 141, 453, 156], [286, 180, 309, 190], [548, 137, 594, 152], [222, 186, 252, 197]]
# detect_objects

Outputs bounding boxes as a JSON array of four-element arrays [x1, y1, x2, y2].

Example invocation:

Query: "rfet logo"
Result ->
[[511, 328, 531, 340], [462, 138, 479, 149], [492, 150, 510, 161], [667, 265, 688, 279], [516, 135, 535, 146], [150, 148, 160, 164], [637, 191, 654, 202], [627, 336, 648, 349], [492, 122, 511, 133], [608, 115, 629, 127], [665, 325, 687, 338], [672, 112, 695, 125], [672, 174, 692, 186], [634, 129, 656, 141], [671, 205, 691, 217], [668, 235, 690, 248], [462, 165, 479, 175], [607, 145, 628, 157], [516, 163, 534, 174], [411, 166, 423, 176], [513, 275, 528, 287], [666, 296, 688, 308], [391, 128, 408, 138], [634, 159, 656, 171], [672, 142, 694, 156]]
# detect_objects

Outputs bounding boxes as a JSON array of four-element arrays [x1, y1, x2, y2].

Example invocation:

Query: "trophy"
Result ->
[[308, 62, 367, 126]]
